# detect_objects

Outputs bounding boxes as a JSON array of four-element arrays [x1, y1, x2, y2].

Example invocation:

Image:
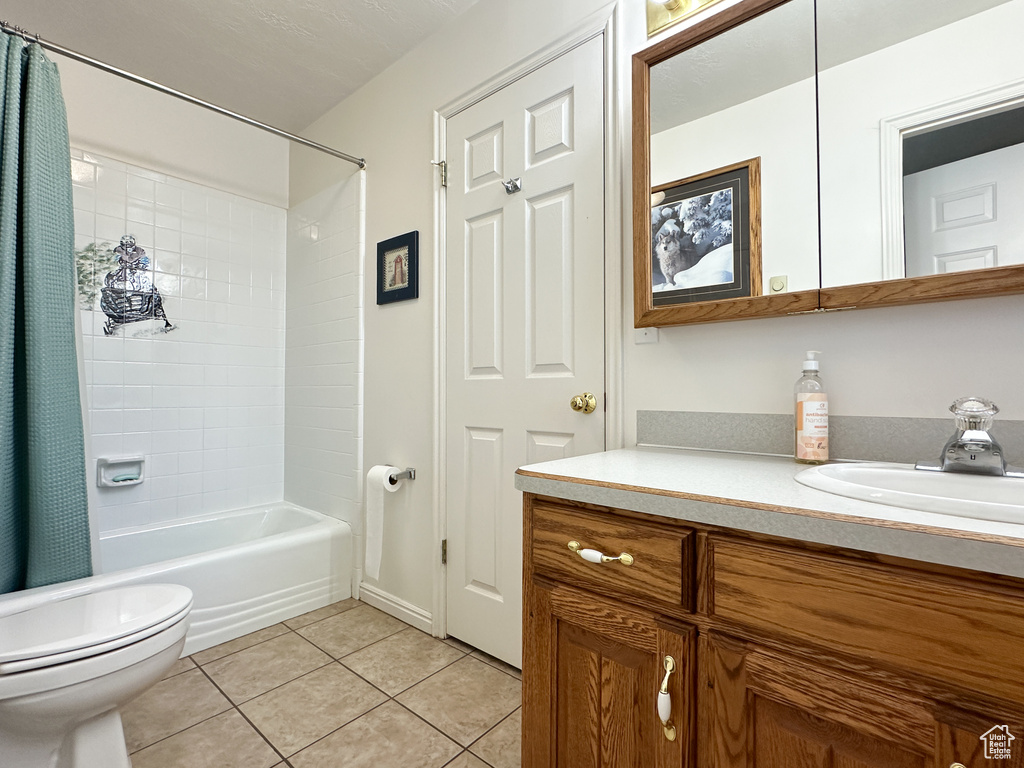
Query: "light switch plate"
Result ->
[[768, 275, 788, 293]]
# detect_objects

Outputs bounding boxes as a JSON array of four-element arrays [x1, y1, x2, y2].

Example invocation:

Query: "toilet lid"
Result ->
[[0, 583, 193, 671]]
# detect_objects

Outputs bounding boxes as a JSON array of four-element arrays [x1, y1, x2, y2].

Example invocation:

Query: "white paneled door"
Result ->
[[904, 143, 1024, 277], [444, 36, 606, 667]]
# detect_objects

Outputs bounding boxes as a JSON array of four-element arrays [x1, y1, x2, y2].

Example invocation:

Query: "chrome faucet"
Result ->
[[916, 397, 1023, 477]]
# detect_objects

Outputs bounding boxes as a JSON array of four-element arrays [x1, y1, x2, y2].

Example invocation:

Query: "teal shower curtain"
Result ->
[[0, 31, 92, 592]]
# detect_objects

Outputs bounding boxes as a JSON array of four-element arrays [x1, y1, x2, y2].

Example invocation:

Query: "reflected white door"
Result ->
[[904, 143, 1024, 276], [444, 37, 605, 667]]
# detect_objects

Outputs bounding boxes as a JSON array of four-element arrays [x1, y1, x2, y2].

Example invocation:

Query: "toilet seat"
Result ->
[[0, 584, 193, 675]]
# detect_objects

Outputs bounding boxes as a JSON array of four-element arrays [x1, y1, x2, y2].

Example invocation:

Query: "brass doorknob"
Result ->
[[570, 392, 597, 414]]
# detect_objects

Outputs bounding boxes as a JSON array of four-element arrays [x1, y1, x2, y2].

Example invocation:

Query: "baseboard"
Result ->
[[357, 582, 433, 634]]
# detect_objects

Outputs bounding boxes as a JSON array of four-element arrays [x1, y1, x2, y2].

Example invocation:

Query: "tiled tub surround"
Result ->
[[121, 599, 522, 768], [72, 148, 288, 532], [284, 175, 364, 531]]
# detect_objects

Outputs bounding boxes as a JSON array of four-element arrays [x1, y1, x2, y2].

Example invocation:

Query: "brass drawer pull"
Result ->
[[658, 655, 677, 741], [567, 540, 635, 566]]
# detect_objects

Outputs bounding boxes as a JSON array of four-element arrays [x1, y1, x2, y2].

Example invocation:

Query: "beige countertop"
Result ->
[[515, 446, 1024, 579]]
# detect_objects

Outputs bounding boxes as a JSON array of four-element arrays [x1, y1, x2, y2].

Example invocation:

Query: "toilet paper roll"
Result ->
[[365, 465, 403, 580]]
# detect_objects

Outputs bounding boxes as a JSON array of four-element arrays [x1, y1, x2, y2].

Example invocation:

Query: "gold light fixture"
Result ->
[[646, 0, 727, 37]]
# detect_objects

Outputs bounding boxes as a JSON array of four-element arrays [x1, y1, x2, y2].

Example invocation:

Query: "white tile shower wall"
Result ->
[[284, 174, 364, 533], [72, 148, 287, 533]]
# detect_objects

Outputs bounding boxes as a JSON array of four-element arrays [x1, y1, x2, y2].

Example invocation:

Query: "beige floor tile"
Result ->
[[296, 604, 407, 658], [239, 663, 387, 756], [203, 631, 332, 703], [161, 655, 196, 680], [397, 656, 522, 746], [129, 709, 280, 768], [284, 598, 360, 630], [122, 668, 232, 753], [191, 623, 290, 666], [470, 708, 522, 768], [290, 700, 461, 768], [446, 753, 491, 768], [470, 649, 522, 680], [341, 627, 465, 695], [442, 636, 476, 654]]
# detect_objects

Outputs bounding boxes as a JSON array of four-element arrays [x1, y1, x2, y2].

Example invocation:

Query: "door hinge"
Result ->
[[441, 538, 448, 565], [432, 160, 447, 188]]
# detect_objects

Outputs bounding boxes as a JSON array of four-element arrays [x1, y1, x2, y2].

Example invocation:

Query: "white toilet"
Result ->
[[0, 582, 192, 768]]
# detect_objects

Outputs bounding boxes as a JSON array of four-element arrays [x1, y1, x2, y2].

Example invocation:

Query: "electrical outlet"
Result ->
[[768, 275, 788, 293], [634, 327, 659, 344]]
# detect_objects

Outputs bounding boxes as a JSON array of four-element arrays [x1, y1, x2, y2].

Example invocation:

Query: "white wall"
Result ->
[[57, 54, 289, 208], [621, 295, 1024, 444], [290, 0, 1024, 625]]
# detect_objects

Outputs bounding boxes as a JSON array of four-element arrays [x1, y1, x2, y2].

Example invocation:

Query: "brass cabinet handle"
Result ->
[[658, 655, 677, 741], [567, 540, 634, 566], [570, 392, 597, 414], [950, 764, 967, 768]]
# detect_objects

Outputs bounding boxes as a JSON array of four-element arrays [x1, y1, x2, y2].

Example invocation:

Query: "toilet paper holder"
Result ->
[[388, 467, 416, 485]]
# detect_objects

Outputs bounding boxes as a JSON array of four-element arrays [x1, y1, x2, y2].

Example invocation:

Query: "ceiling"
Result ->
[[2, 0, 478, 133], [650, 0, 1013, 134]]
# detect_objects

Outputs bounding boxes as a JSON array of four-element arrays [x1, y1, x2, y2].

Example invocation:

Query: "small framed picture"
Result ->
[[644, 158, 762, 314], [376, 231, 419, 305]]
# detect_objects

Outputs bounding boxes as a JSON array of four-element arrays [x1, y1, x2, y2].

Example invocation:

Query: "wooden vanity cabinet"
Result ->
[[525, 580, 695, 768], [522, 493, 1024, 768], [703, 632, 1023, 768], [524, 498, 697, 768]]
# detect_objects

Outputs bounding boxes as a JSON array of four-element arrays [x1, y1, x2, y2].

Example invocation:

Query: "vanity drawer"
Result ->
[[708, 535, 1024, 702], [530, 501, 694, 613]]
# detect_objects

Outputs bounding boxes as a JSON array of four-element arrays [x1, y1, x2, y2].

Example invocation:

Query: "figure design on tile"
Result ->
[[99, 234, 174, 336]]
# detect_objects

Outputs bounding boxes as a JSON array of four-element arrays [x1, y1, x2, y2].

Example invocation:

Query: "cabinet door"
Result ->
[[523, 579, 694, 768], [702, 633, 1024, 768]]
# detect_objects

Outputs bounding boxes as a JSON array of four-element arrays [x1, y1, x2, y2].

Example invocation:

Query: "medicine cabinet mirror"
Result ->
[[634, 0, 1024, 327], [816, 0, 1024, 308]]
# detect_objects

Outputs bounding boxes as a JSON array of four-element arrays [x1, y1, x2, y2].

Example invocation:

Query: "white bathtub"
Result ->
[[0, 503, 352, 656]]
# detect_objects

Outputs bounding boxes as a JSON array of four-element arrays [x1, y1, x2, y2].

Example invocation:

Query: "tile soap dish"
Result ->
[[97, 456, 145, 487]]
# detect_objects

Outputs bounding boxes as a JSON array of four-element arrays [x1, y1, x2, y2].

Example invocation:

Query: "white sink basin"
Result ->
[[796, 462, 1024, 523]]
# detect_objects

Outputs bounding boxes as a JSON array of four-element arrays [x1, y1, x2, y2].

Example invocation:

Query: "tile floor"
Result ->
[[122, 599, 522, 768]]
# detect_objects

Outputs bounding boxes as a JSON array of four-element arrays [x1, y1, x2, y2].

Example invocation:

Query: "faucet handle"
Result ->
[[950, 396, 999, 432]]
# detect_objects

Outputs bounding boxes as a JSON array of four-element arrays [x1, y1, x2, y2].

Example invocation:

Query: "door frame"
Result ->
[[430, 4, 625, 640]]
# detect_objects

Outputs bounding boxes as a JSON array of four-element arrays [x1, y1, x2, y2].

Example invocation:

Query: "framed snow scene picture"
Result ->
[[376, 230, 419, 305], [643, 158, 761, 319]]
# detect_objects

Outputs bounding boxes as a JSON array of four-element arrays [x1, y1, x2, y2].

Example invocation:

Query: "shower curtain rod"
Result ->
[[0, 20, 366, 169]]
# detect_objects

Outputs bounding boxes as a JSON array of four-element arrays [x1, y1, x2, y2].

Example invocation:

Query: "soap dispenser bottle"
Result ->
[[795, 350, 828, 464]]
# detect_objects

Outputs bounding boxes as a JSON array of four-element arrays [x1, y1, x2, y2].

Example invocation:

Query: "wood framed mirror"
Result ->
[[633, 0, 819, 327], [634, 0, 1024, 327]]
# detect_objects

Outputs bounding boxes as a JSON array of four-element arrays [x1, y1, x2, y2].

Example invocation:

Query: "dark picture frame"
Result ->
[[647, 158, 761, 312], [376, 231, 419, 305]]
